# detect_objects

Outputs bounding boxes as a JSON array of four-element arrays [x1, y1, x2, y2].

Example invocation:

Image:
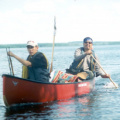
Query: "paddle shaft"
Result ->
[[50, 17, 56, 73], [91, 54, 118, 88], [50, 35, 55, 73]]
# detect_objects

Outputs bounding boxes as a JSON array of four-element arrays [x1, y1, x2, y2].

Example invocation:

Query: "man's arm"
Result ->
[[7, 51, 31, 66], [74, 48, 92, 61]]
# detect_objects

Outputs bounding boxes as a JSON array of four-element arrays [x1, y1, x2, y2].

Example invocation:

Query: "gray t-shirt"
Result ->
[[74, 47, 104, 76]]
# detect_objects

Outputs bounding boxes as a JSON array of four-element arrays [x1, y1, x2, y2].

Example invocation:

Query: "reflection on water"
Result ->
[[5, 103, 52, 119], [4, 94, 95, 119]]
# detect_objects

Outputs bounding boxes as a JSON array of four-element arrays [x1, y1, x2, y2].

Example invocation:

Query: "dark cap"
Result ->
[[83, 37, 93, 43]]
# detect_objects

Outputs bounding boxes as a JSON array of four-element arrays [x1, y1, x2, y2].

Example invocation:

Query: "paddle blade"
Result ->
[[77, 72, 88, 80], [104, 82, 119, 88]]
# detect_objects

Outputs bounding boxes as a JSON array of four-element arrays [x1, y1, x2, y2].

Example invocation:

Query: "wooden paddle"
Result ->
[[50, 16, 56, 73], [91, 54, 118, 88], [77, 72, 88, 80]]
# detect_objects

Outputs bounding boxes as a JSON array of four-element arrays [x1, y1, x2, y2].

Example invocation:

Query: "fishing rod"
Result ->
[[6, 48, 12, 75], [6, 47, 14, 76]]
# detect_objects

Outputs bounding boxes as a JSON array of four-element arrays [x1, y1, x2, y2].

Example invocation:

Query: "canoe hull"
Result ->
[[2, 74, 95, 107]]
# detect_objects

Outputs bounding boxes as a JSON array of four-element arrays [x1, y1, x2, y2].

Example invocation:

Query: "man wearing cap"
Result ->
[[7, 40, 50, 82], [66, 37, 110, 80]]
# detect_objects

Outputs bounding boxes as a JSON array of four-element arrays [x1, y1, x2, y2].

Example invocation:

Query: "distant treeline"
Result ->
[[0, 41, 120, 48]]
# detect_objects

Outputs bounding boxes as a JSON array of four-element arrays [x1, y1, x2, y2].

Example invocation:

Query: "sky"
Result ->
[[0, 0, 120, 44]]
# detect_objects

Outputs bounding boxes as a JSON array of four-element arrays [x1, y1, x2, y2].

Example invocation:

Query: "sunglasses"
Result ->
[[84, 42, 92, 44], [27, 46, 34, 49]]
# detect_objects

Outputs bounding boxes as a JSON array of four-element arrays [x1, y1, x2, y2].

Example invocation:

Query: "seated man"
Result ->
[[66, 37, 110, 80], [7, 40, 50, 82]]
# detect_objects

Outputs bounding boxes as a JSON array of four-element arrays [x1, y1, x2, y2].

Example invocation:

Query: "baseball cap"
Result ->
[[83, 37, 93, 43], [27, 40, 38, 47]]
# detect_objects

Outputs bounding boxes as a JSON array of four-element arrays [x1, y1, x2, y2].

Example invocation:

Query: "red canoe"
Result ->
[[2, 74, 95, 107]]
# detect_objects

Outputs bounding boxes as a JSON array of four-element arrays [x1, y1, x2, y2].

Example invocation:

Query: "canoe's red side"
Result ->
[[2, 75, 95, 106]]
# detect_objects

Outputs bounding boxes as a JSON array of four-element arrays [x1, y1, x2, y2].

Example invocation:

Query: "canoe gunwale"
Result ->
[[2, 74, 95, 85]]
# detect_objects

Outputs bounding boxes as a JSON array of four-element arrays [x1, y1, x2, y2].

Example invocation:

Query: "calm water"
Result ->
[[0, 45, 120, 120]]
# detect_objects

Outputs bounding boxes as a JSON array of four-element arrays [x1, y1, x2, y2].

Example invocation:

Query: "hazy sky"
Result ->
[[0, 0, 120, 44]]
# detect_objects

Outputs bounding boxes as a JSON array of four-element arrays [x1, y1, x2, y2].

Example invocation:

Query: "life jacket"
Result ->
[[66, 47, 96, 75], [22, 52, 50, 82], [22, 65, 28, 79]]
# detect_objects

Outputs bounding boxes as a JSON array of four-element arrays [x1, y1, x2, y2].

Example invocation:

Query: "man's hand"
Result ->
[[7, 51, 15, 57], [101, 74, 110, 78], [85, 50, 92, 55]]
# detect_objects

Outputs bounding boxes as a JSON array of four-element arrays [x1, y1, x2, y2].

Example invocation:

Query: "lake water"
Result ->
[[0, 44, 120, 120]]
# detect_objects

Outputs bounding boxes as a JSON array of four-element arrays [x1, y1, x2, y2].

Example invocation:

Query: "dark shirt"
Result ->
[[27, 52, 50, 82], [29, 52, 49, 69]]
